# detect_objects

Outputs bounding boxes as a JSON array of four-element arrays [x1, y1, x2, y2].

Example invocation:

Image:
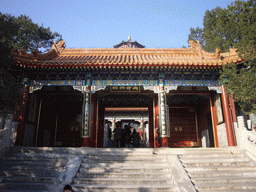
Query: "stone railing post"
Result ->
[[237, 116, 246, 149]]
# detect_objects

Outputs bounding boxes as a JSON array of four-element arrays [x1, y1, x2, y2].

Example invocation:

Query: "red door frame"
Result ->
[[95, 92, 156, 148]]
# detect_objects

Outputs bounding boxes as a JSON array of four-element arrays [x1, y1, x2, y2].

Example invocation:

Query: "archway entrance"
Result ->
[[104, 107, 149, 148], [34, 86, 83, 147], [166, 87, 215, 147], [95, 92, 155, 148]]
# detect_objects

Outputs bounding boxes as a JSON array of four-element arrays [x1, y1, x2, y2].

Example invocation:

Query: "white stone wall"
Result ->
[[217, 123, 228, 147], [0, 113, 17, 152], [201, 129, 210, 148]]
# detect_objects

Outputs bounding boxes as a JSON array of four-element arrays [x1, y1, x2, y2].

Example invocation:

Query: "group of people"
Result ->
[[113, 123, 142, 148]]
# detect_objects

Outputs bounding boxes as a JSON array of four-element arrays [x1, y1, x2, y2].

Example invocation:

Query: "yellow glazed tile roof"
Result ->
[[13, 40, 242, 69]]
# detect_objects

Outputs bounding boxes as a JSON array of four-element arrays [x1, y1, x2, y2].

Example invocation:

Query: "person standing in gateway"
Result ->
[[114, 123, 122, 148]]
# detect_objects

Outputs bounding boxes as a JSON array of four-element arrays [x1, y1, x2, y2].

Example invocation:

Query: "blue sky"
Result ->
[[1, 0, 235, 49]]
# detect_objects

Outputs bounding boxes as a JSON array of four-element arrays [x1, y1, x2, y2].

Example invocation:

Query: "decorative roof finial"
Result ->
[[128, 36, 131, 41]]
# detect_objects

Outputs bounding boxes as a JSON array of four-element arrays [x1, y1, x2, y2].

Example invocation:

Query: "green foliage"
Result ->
[[0, 13, 62, 111], [0, 69, 23, 112], [187, 0, 256, 114], [188, 27, 205, 48], [220, 62, 256, 114], [14, 15, 62, 53], [204, 0, 256, 56], [203, 6, 238, 52], [0, 13, 62, 53]]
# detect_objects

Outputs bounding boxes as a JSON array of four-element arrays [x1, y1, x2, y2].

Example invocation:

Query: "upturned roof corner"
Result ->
[[51, 40, 66, 54]]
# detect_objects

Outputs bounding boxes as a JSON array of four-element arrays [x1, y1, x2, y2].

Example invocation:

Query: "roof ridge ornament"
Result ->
[[114, 37, 145, 48], [51, 40, 65, 54]]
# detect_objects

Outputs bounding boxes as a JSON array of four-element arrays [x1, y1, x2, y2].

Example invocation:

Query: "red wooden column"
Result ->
[[97, 103, 105, 148], [149, 104, 154, 148], [210, 92, 219, 148], [229, 94, 237, 123], [14, 85, 30, 146], [149, 95, 157, 148], [221, 85, 236, 146]]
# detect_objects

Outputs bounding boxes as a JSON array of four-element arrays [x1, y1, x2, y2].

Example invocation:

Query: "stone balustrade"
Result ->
[[237, 115, 256, 157], [0, 112, 17, 154]]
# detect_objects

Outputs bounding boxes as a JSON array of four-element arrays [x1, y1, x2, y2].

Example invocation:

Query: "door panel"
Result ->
[[169, 108, 198, 147]]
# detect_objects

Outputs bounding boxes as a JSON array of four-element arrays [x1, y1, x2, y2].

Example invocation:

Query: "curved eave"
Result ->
[[17, 61, 223, 70], [13, 40, 242, 70]]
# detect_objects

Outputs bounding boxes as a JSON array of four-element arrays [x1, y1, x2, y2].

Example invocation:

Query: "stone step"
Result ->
[[0, 182, 51, 192], [2, 176, 56, 183], [191, 176, 256, 185], [199, 190, 256, 192], [183, 161, 254, 168], [2, 152, 74, 159], [178, 153, 244, 159], [82, 159, 165, 163], [81, 162, 168, 168], [0, 155, 70, 161], [85, 148, 154, 153], [79, 167, 169, 174], [195, 182, 256, 191], [84, 154, 159, 158], [183, 147, 240, 151], [0, 165, 64, 171], [83, 156, 165, 162], [0, 160, 67, 166], [162, 147, 241, 154], [8, 146, 80, 154], [86, 152, 156, 156], [72, 184, 177, 192], [185, 166, 256, 172], [76, 172, 170, 178], [188, 170, 256, 178], [0, 170, 61, 177], [73, 177, 173, 185], [179, 157, 250, 163]]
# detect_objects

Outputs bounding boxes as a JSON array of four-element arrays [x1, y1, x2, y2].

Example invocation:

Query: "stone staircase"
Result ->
[[0, 147, 79, 192], [72, 148, 177, 192], [0, 147, 256, 192], [178, 147, 256, 192]]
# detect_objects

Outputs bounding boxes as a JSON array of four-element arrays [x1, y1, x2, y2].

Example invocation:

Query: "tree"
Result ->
[[219, 0, 256, 114], [0, 13, 62, 54], [220, 62, 256, 114], [187, 0, 256, 114], [0, 13, 62, 111], [187, 27, 205, 48]]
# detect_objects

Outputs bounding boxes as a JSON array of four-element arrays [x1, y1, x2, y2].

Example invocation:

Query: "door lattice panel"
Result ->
[[169, 108, 198, 147]]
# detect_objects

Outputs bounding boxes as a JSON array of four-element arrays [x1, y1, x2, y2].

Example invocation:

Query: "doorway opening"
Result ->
[[96, 93, 155, 148], [166, 87, 215, 147], [104, 107, 149, 148], [34, 86, 83, 147]]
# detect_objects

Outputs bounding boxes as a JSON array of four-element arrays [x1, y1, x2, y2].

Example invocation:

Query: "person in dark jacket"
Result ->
[[121, 127, 126, 148], [124, 125, 131, 147], [132, 129, 141, 148], [114, 124, 122, 148]]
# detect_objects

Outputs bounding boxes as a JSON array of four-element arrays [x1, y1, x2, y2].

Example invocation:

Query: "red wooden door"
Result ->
[[169, 108, 198, 147]]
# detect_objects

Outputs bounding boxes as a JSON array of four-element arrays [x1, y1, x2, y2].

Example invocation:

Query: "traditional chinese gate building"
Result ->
[[12, 38, 242, 148]]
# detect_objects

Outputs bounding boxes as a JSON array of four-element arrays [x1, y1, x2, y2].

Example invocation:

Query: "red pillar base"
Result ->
[[161, 138, 168, 147], [82, 138, 91, 147]]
